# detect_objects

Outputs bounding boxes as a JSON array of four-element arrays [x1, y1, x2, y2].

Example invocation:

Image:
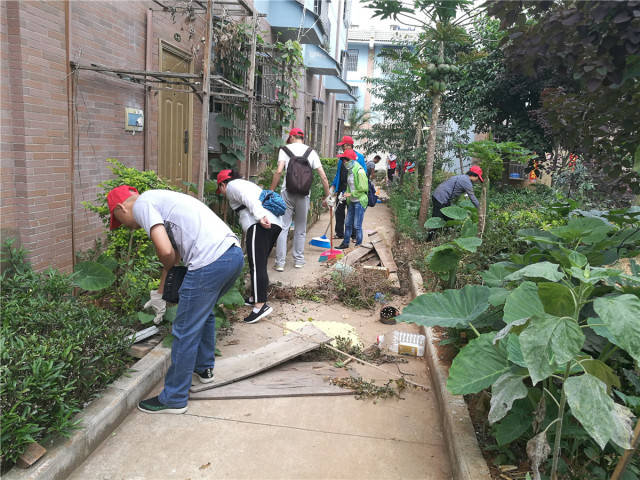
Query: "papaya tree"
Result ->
[[364, 0, 476, 225]]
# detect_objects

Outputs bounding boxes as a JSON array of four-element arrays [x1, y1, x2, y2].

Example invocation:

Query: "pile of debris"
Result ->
[[338, 230, 401, 293]]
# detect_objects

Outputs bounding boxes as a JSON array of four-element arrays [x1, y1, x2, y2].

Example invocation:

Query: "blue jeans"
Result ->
[[343, 201, 366, 246], [158, 245, 243, 407]]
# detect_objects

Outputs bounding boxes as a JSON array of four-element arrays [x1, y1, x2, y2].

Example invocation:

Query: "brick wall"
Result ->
[[1, 1, 207, 272]]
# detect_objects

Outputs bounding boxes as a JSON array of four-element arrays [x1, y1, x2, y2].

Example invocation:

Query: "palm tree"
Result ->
[[344, 106, 371, 136]]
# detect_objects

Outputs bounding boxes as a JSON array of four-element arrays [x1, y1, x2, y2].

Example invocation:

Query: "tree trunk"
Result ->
[[478, 176, 488, 237], [418, 41, 444, 225], [414, 118, 423, 188], [418, 91, 442, 224]]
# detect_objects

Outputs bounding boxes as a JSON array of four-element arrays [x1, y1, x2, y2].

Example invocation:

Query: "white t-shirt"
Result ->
[[277, 143, 321, 192], [225, 179, 283, 232], [133, 190, 240, 270]]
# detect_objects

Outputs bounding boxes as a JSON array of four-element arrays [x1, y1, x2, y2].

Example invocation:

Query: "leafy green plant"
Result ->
[[424, 202, 481, 288], [0, 240, 132, 466], [399, 208, 640, 479]]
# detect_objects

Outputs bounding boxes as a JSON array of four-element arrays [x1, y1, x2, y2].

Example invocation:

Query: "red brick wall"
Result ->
[[1, 1, 207, 272]]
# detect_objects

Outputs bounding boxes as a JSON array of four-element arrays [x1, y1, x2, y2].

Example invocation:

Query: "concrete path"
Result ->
[[70, 204, 452, 480]]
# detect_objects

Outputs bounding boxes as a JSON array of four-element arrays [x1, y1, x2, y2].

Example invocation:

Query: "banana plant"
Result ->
[[400, 208, 640, 479]]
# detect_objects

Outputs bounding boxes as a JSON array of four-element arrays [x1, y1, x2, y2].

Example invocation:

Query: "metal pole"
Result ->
[[244, 12, 258, 179], [198, 0, 213, 200], [65, 0, 76, 269], [144, 8, 153, 171]]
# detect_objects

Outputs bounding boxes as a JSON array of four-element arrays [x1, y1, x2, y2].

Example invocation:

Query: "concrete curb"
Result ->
[[5, 342, 171, 480], [408, 267, 491, 480]]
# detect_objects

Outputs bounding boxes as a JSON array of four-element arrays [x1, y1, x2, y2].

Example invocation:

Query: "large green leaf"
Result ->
[[218, 288, 245, 308], [97, 253, 118, 271], [440, 205, 469, 220], [569, 266, 622, 284], [593, 294, 640, 363], [488, 372, 529, 424], [397, 284, 490, 328], [519, 315, 562, 385], [505, 333, 527, 367], [447, 333, 511, 395], [424, 217, 446, 229], [550, 316, 585, 364], [517, 228, 560, 245], [537, 282, 575, 317], [505, 261, 565, 282], [488, 287, 510, 307], [565, 374, 633, 449], [428, 245, 462, 273], [454, 236, 482, 253], [481, 262, 518, 287], [460, 218, 478, 238], [550, 217, 614, 245], [493, 400, 533, 446], [503, 281, 544, 324], [580, 358, 621, 392], [72, 261, 116, 291]]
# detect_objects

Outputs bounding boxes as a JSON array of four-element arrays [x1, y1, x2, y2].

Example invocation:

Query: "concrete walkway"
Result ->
[[70, 204, 452, 480]]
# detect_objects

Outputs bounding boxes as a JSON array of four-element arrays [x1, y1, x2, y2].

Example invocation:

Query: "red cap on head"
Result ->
[[288, 128, 304, 138], [469, 165, 484, 182], [216, 169, 233, 193], [338, 149, 357, 161], [107, 185, 139, 230], [336, 135, 354, 146]]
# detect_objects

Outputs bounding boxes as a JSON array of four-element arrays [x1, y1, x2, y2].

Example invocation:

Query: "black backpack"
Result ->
[[282, 146, 314, 195]]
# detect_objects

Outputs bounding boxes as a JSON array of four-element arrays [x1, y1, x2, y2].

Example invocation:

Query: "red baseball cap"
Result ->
[[336, 135, 354, 146], [288, 128, 304, 138], [338, 149, 357, 161], [107, 185, 139, 230], [469, 165, 484, 182], [216, 169, 233, 193]]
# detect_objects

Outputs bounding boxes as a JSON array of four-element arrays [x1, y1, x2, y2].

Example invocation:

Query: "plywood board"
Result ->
[[190, 361, 355, 400], [190, 324, 332, 392], [373, 231, 398, 273]]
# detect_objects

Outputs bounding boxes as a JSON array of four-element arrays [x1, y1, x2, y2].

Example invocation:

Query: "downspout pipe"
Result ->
[[144, 8, 152, 171], [65, 0, 76, 269]]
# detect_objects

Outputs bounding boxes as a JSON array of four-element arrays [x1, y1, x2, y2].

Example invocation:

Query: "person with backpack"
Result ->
[[216, 170, 284, 324], [335, 149, 369, 249], [270, 128, 330, 271], [332, 135, 367, 239]]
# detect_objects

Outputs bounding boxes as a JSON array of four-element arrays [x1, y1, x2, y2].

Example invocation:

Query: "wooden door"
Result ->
[[159, 42, 192, 188]]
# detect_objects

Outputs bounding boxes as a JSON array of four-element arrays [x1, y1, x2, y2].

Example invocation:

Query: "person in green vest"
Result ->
[[335, 149, 369, 249]]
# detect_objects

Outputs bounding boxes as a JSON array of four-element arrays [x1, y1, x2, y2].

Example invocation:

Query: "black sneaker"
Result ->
[[243, 303, 273, 324], [335, 243, 349, 250], [335, 234, 344, 239], [137, 396, 187, 414], [192, 367, 215, 384], [244, 296, 255, 306]]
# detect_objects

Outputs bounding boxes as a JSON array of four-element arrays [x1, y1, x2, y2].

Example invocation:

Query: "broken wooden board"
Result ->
[[372, 231, 398, 273], [361, 256, 381, 267], [343, 245, 373, 266], [189, 324, 332, 392], [363, 265, 389, 279], [189, 361, 355, 400], [128, 335, 162, 359]]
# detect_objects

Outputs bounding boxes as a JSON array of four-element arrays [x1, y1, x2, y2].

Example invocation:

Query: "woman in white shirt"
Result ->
[[216, 170, 283, 324]]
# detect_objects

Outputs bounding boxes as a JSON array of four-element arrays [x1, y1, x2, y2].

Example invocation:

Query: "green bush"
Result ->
[[0, 241, 132, 466]]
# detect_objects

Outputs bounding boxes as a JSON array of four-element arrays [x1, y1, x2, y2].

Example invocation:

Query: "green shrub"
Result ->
[[0, 241, 132, 466]]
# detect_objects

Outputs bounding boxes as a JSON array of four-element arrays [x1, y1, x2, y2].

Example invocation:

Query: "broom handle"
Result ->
[[330, 206, 334, 250]]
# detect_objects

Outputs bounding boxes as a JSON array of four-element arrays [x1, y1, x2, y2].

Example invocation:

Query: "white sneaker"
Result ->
[[294, 262, 305, 268], [274, 264, 284, 272]]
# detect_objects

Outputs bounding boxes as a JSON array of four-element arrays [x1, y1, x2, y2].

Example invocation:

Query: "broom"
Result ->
[[309, 217, 331, 249], [319, 205, 344, 262]]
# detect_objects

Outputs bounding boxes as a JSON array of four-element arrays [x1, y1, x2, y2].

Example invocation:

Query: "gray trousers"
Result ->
[[275, 189, 310, 266]]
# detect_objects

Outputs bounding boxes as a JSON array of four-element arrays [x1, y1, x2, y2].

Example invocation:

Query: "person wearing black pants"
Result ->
[[216, 169, 283, 324]]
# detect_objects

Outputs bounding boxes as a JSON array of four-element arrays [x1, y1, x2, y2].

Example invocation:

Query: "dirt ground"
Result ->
[[69, 204, 453, 480]]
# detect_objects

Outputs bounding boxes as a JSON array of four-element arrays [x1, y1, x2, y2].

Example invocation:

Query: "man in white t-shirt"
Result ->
[[107, 185, 243, 415], [270, 128, 330, 270]]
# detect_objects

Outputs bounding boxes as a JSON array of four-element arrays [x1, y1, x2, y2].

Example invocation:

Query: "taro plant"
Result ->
[[399, 208, 640, 479], [424, 202, 481, 288]]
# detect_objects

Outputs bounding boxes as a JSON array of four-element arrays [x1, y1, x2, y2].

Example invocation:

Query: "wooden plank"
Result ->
[[363, 265, 389, 279], [128, 336, 161, 359], [361, 256, 381, 267], [190, 324, 332, 392], [372, 231, 398, 273], [190, 361, 355, 400], [343, 245, 372, 266], [16, 442, 46, 468]]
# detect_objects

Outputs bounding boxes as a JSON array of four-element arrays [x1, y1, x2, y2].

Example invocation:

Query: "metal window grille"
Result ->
[[314, 0, 321, 16], [346, 49, 358, 72], [311, 100, 324, 153]]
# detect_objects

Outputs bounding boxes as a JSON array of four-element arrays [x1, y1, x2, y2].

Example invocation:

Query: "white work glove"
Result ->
[[144, 290, 166, 324], [329, 185, 335, 195], [326, 194, 336, 208]]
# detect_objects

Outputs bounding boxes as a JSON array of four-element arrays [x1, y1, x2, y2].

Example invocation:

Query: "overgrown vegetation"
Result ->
[[0, 240, 132, 466]]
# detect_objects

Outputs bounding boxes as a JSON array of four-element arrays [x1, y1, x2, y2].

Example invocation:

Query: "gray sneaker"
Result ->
[[274, 264, 284, 272]]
